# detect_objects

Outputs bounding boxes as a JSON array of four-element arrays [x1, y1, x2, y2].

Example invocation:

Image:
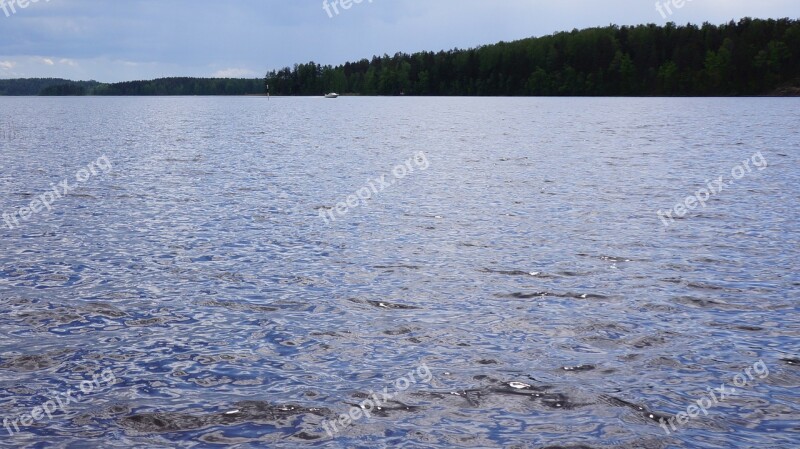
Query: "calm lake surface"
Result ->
[[0, 97, 798, 448]]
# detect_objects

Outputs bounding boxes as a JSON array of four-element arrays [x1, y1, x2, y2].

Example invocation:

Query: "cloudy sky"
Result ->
[[0, 0, 798, 82]]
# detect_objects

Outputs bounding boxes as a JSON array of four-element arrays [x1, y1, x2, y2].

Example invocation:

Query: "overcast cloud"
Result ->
[[0, 0, 798, 82]]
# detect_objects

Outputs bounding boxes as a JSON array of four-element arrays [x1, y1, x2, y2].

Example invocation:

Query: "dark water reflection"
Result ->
[[0, 97, 798, 448]]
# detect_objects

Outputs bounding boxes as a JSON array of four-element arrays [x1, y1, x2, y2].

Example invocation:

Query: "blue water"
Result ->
[[0, 97, 798, 448]]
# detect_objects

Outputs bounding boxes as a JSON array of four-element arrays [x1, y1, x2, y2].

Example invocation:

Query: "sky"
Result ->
[[0, 0, 798, 82]]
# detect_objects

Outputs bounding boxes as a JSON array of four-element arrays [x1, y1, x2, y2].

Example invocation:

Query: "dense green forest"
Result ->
[[267, 18, 800, 96], [91, 77, 264, 95], [39, 80, 102, 96], [0, 77, 263, 96], [1, 18, 798, 97], [0, 78, 100, 96]]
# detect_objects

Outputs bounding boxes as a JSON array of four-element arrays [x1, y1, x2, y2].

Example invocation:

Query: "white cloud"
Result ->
[[212, 68, 257, 78], [41, 58, 55, 65], [0, 0, 797, 81], [0, 61, 17, 71]]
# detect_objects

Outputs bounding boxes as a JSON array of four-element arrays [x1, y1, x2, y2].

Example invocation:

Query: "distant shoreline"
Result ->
[[2, 17, 799, 100], [264, 19, 800, 98]]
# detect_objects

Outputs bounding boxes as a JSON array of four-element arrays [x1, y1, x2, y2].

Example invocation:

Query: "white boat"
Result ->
[[324, 93, 339, 98]]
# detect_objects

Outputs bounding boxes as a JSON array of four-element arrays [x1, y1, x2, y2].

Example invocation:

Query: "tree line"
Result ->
[[0, 77, 264, 96], [0, 78, 95, 96], [90, 78, 264, 95], [265, 18, 800, 96], [1, 18, 797, 97]]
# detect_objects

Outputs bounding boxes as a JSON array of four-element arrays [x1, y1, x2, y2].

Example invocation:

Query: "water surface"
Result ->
[[0, 97, 798, 448]]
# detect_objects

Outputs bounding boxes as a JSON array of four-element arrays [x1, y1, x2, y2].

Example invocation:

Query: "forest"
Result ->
[[90, 78, 264, 96], [266, 18, 800, 96], [0, 77, 263, 96], [1, 18, 797, 97], [0, 78, 99, 96]]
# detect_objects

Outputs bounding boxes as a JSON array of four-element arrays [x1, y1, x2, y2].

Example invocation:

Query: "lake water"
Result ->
[[0, 97, 798, 448]]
